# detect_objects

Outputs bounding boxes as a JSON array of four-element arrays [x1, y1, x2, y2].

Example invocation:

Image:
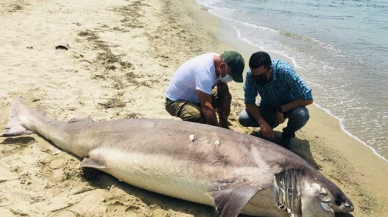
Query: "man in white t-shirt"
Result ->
[[165, 51, 245, 129]]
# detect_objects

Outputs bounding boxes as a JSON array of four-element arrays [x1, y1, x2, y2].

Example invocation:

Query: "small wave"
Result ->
[[305, 80, 322, 87], [314, 103, 388, 163], [279, 31, 329, 46], [229, 22, 299, 68], [196, 0, 222, 8], [196, 2, 301, 68]]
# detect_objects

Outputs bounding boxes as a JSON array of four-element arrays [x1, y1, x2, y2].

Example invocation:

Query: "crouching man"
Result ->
[[165, 51, 245, 129], [239, 51, 313, 146]]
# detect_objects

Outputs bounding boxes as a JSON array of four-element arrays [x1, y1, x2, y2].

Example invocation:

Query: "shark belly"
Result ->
[[92, 147, 216, 206]]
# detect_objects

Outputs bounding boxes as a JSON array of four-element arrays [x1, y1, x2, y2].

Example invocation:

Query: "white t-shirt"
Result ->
[[165, 53, 219, 103]]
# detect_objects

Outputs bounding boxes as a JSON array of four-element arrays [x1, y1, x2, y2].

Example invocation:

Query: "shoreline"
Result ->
[[0, 0, 387, 216], [202, 1, 388, 163], [313, 103, 388, 163], [196, 0, 388, 163]]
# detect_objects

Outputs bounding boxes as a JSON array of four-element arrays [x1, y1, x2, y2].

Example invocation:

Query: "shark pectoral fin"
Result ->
[[209, 183, 261, 217], [80, 157, 106, 169], [68, 116, 94, 123]]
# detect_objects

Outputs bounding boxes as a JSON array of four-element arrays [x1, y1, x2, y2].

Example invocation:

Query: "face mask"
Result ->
[[252, 73, 272, 86], [219, 73, 233, 83], [218, 65, 233, 83]]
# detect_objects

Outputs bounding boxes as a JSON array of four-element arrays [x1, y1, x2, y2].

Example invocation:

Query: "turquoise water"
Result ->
[[197, 0, 388, 161]]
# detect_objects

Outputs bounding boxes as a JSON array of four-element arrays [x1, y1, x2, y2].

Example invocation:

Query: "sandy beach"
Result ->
[[0, 0, 387, 216]]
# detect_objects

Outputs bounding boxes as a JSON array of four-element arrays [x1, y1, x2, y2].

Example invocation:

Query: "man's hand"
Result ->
[[196, 90, 219, 126], [277, 111, 286, 124], [246, 103, 274, 138], [259, 120, 274, 139]]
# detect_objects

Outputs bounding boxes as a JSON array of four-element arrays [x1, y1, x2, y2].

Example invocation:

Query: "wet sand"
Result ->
[[0, 0, 387, 216]]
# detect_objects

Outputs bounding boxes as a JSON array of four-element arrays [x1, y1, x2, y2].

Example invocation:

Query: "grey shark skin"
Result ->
[[2, 97, 353, 217]]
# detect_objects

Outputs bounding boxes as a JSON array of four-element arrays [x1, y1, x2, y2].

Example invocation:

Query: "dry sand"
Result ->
[[0, 0, 387, 216]]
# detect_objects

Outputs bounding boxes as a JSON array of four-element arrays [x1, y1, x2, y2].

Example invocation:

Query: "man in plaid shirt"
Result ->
[[239, 51, 313, 147]]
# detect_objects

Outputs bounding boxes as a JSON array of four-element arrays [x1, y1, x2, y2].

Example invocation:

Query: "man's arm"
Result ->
[[282, 66, 313, 112], [246, 103, 274, 139], [196, 90, 219, 126], [280, 98, 313, 112], [277, 99, 313, 124], [216, 82, 232, 129], [278, 65, 314, 123], [243, 69, 274, 138]]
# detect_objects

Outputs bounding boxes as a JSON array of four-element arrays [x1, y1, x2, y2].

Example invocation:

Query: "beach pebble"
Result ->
[[144, 80, 153, 87], [54, 150, 62, 155], [55, 42, 70, 50]]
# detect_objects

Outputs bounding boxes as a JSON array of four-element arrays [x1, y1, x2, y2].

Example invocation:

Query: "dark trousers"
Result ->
[[238, 102, 310, 136]]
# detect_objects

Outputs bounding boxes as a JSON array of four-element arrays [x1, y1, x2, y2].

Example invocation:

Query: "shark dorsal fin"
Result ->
[[209, 182, 261, 217]]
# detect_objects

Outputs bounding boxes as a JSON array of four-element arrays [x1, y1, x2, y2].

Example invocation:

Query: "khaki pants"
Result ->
[[165, 89, 221, 122]]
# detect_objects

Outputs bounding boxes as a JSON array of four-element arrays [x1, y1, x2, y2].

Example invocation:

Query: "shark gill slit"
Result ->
[[275, 169, 301, 215]]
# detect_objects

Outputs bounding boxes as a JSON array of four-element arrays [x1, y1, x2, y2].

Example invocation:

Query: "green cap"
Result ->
[[223, 51, 245, 83]]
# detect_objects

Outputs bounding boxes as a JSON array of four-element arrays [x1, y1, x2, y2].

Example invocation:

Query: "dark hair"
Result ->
[[249, 51, 272, 69]]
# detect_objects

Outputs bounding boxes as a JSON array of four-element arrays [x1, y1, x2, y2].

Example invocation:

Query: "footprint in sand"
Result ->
[[50, 156, 66, 169]]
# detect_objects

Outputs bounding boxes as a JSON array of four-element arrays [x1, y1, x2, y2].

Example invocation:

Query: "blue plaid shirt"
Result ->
[[243, 60, 313, 108]]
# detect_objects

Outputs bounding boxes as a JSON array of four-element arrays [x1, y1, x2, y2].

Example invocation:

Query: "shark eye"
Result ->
[[335, 193, 344, 206]]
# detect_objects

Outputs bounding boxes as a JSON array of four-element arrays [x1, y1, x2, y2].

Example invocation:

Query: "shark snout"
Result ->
[[341, 201, 354, 212], [334, 197, 354, 213]]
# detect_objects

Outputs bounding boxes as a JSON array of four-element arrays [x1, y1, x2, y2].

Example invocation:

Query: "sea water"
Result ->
[[197, 0, 388, 161]]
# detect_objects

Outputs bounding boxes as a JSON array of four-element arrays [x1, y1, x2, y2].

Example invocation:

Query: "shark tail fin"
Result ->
[[2, 97, 33, 137]]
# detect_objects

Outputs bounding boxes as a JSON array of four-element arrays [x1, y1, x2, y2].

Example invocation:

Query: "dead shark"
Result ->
[[2, 97, 353, 217]]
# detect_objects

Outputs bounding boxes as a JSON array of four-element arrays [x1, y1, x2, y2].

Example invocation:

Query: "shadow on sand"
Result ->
[[250, 130, 322, 170]]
